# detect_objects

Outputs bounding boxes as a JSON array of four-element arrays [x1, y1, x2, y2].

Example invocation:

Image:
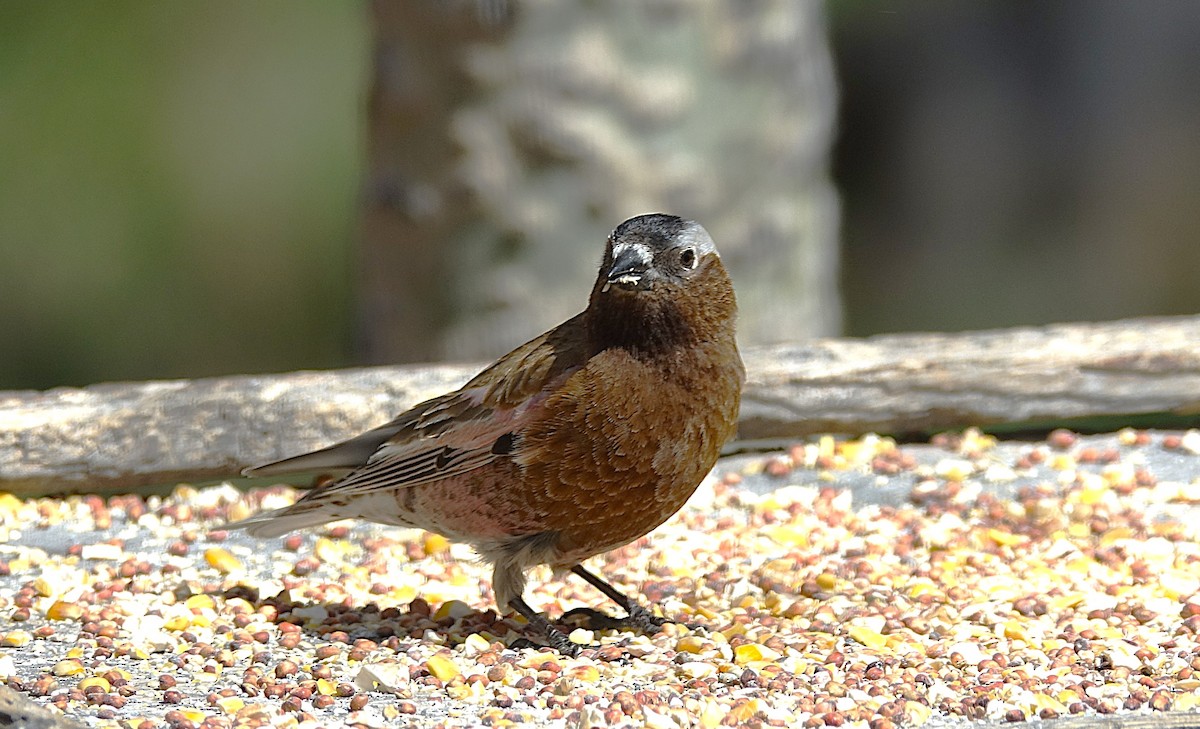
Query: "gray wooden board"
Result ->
[[3, 315, 1200, 498]]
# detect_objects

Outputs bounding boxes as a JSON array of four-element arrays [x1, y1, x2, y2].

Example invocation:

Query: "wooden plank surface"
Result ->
[[2, 315, 1198, 496]]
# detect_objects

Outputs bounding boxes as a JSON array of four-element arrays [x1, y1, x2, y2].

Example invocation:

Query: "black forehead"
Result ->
[[611, 214, 688, 247]]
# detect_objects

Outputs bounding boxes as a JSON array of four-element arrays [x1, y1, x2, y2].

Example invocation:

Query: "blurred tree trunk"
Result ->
[[360, 0, 840, 365]]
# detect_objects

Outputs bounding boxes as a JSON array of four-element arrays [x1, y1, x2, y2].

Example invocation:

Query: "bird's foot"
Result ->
[[507, 598, 598, 658], [505, 586, 700, 658], [510, 633, 644, 662], [564, 564, 706, 634], [560, 603, 688, 635]]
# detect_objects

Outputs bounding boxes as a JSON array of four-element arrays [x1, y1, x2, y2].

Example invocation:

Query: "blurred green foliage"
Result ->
[[0, 2, 366, 389]]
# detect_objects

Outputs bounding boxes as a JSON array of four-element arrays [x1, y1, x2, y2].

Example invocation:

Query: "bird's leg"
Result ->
[[560, 564, 670, 634], [507, 597, 586, 657]]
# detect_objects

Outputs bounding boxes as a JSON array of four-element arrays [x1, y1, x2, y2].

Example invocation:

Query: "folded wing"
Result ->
[[238, 312, 590, 510]]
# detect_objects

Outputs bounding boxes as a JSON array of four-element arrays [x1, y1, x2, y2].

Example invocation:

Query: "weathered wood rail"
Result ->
[[2, 316, 1198, 496]]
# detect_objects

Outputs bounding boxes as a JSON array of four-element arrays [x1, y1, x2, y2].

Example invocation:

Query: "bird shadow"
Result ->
[[214, 583, 531, 651], [207, 584, 654, 660]]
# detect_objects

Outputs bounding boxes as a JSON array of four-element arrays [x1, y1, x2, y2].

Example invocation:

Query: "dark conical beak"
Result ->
[[604, 242, 652, 291]]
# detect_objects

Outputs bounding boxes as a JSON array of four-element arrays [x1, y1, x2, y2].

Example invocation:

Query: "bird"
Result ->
[[230, 213, 744, 655]]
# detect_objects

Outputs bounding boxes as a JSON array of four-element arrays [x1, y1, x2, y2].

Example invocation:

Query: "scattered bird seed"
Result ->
[[0, 429, 1198, 727]]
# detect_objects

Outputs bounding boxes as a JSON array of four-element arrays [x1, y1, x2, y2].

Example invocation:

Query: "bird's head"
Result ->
[[589, 213, 737, 355], [597, 214, 719, 295]]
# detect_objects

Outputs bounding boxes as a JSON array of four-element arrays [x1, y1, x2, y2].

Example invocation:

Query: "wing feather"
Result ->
[[244, 312, 592, 504], [310, 445, 497, 499]]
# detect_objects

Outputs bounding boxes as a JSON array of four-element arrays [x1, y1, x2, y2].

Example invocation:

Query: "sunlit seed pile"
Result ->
[[2, 428, 1200, 728]]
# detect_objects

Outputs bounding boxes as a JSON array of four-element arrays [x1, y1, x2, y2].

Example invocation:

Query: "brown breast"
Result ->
[[515, 342, 742, 564]]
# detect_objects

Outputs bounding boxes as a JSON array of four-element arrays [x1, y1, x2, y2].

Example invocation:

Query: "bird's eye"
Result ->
[[679, 247, 697, 270]]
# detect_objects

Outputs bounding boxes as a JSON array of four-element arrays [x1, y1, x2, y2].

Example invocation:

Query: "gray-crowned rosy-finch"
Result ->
[[231, 213, 744, 655]]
